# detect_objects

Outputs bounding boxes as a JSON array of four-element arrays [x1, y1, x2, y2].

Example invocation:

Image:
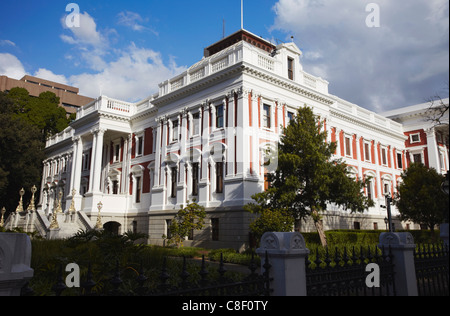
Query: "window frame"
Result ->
[[263, 104, 271, 129], [216, 105, 224, 129], [287, 57, 294, 80], [216, 161, 224, 194]]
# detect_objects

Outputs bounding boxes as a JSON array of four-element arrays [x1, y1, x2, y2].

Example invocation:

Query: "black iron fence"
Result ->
[[22, 252, 272, 297], [306, 246, 396, 296], [414, 243, 449, 296]]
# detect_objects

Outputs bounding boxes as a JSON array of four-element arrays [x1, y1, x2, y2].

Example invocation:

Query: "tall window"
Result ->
[[192, 113, 200, 136], [413, 154, 422, 164], [83, 152, 90, 170], [171, 167, 177, 198], [383, 182, 391, 196], [287, 111, 295, 124], [216, 105, 224, 129], [166, 220, 172, 239], [216, 162, 224, 193], [345, 136, 352, 157], [288, 57, 294, 80], [172, 120, 179, 142], [397, 153, 403, 169], [135, 176, 141, 203], [364, 142, 371, 161], [192, 163, 199, 196], [381, 148, 387, 165], [137, 136, 144, 156], [114, 144, 121, 162], [263, 104, 271, 129], [112, 180, 119, 195], [366, 179, 374, 201], [211, 218, 219, 241]]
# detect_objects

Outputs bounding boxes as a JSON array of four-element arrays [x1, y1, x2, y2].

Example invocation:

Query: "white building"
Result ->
[[13, 29, 448, 249]]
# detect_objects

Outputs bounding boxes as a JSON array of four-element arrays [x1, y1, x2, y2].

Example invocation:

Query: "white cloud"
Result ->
[[69, 44, 186, 101], [0, 40, 16, 47], [0, 53, 26, 79], [272, 0, 450, 112], [61, 12, 106, 48], [56, 10, 185, 102], [117, 11, 159, 36], [33, 68, 69, 86]]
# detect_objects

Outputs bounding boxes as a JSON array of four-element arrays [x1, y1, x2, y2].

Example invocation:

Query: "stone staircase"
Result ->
[[3, 210, 95, 239]]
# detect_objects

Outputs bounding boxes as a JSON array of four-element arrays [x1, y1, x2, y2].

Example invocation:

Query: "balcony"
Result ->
[[75, 95, 157, 121]]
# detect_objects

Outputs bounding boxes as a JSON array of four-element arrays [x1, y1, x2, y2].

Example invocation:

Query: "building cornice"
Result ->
[[330, 108, 407, 142], [241, 64, 334, 106]]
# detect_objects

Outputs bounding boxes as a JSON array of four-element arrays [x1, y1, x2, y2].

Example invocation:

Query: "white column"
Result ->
[[426, 128, 440, 170], [92, 129, 106, 193], [235, 88, 249, 177], [226, 91, 236, 176], [71, 136, 83, 196], [88, 131, 98, 193], [154, 118, 163, 187]]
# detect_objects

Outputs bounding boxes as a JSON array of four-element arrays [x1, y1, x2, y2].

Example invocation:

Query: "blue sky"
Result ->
[[1, 0, 448, 112]]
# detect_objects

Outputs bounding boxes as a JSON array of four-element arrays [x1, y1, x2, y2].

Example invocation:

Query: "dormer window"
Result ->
[[288, 57, 294, 80]]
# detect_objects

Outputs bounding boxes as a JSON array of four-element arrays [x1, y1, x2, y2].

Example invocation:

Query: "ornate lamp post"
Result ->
[[15, 188, 25, 213], [95, 201, 103, 230], [0, 207, 6, 228], [27, 185, 37, 212]]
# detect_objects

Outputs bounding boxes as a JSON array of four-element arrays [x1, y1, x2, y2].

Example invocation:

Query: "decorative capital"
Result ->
[[257, 232, 309, 256], [379, 232, 415, 249]]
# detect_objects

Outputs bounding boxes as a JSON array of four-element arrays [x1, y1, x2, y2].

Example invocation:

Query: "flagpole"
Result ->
[[241, 0, 244, 29]]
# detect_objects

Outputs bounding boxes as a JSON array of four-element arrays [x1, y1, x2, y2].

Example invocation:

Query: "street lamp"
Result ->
[[441, 172, 449, 195], [441, 172, 449, 224], [384, 217, 388, 231], [381, 194, 394, 232], [95, 201, 103, 230]]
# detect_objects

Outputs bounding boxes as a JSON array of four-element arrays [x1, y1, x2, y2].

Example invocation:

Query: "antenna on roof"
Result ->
[[241, 0, 244, 29], [223, 19, 225, 38]]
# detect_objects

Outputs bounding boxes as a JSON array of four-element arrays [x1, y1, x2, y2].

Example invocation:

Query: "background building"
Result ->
[[381, 99, 449, 174], [0, 75, 94, 114]]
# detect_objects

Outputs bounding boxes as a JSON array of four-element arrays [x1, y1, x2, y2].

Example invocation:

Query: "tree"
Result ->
[[395, 163, 448, 231], [245, 192, 294, 246], [163, 201, 206, 248], [8, 88, 71, 141], [0, 88, 72, 215], [246, 106, 373, 246], [0, 92, 45, 214], [425, 84, 449, 127]]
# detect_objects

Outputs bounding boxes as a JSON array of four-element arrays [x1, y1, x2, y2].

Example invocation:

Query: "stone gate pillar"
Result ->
[[379, 232, 418, 296], [0, 233, 34, 296], [256, 232, 310, 296]]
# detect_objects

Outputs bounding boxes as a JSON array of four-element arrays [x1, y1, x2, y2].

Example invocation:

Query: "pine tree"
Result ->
[[246, 106, 373, 246]]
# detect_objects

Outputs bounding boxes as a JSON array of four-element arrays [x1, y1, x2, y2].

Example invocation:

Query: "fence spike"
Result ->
[[136, 262, 148, 286], [219, 253, 227, 279], [199, 255, 209, 286], [248, 251, 258, 277], [180, 256, 190, 286], [82, 262, 96, 296], [110, 260, 123, 295], [324, 247, 332, 268], [52, 264, 67, 297]]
